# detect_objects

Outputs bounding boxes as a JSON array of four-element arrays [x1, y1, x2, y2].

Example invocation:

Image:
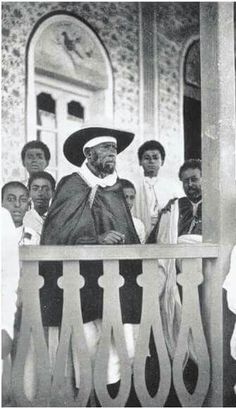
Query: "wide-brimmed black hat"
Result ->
[[63, 126, 135, 166]]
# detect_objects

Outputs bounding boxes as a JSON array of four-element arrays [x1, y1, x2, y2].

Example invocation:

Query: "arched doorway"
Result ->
[[26, 13, 113, 180]]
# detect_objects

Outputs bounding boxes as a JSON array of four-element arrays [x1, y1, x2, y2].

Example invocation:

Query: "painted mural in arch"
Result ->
[[34, 18, 108, 90]]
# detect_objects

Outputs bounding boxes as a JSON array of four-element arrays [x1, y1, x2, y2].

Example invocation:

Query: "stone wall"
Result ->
[[2, 2, 202, 184]]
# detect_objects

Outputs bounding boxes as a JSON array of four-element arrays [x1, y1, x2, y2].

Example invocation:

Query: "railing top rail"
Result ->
[[20, 243, 219, 261]]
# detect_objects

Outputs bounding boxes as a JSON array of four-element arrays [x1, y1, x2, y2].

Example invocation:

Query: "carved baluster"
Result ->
[[133, 259, 172, 406], [173, 258, 210, 406], [94, 260, 132, 407], [50, 261, 92, 407], [11, 261, 51, 406]]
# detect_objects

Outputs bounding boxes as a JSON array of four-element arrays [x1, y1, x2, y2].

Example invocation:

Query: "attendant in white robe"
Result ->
[[147, 159, 202, 360], [133, 140, 182, 235]]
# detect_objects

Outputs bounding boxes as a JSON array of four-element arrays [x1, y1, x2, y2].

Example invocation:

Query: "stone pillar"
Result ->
[[200, 2, 236, 406], [139, 3, 158, 141]]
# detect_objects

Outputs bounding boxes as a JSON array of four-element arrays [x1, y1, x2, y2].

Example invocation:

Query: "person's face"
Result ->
[[2, 186, 29, 227], [88, 142, 117, 175], [139, 149, 163, 177], [23, 148, 48, 175], [181, 168, 202, 202], [30, 178, 53, 214], [123, 187, 136, 210]]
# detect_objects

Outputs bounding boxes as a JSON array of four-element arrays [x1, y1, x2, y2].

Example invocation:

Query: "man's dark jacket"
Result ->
[[40, 172, 142, 326]]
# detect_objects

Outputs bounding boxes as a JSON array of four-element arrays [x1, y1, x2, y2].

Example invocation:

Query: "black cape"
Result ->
[[40, 172, 142, 325], [178, 197, 202, 236]]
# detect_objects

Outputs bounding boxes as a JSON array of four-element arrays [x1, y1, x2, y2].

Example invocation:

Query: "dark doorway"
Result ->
[[184, 96, 201, 160], [184, 39, 201, 161]]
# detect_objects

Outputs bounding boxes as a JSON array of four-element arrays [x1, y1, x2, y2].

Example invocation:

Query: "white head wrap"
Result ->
[[83, 136, 117, 154]]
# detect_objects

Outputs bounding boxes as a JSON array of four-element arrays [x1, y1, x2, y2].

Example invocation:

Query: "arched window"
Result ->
[[26, 13, 113, 180], [183, 39, 201, 160]]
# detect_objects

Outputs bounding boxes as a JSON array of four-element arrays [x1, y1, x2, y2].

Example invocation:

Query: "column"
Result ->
[[200, 2, 236, 406], [139, 3, 158, 141]]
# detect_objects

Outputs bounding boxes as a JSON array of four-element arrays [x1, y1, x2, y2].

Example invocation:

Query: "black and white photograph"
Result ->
[[1, 1, 236, 407]]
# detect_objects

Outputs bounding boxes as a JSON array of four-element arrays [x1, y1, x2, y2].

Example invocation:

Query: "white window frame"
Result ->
[[36, 74, 94, 179]]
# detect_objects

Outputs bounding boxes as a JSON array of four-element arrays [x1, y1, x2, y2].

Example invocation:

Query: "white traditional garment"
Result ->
[[1, 208, 20, 407], [1, 207, 20, 339], [23, 208, 46, 240], [143, 176, 159, 227], [78, 160, 118, 188], [155, 200, 182, 359], [16, 225, 40, 246], [223, 246, 236, 361], [133, 167, 182, 234], [176, 234, 202, 278], [155, 200, 202, 360], [132, 215, 146, 244], [132, 168, 183, 358]]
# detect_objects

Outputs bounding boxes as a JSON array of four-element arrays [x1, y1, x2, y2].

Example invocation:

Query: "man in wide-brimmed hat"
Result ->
[[39, 126, 141, 402], [41, 126, 138, 245]]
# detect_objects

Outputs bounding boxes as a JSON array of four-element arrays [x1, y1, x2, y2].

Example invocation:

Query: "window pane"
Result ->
[[67, 100, 84, 120], [37, 92, 55, 114], [36, 92, 57, 179], [40, 129, 57, 180]]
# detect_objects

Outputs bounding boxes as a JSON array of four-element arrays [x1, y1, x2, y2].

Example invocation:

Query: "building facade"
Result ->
[[2, 2, 202, 185]]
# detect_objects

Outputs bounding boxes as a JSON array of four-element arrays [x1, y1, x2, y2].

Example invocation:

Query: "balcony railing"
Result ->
[[7, 243, 219, 407]]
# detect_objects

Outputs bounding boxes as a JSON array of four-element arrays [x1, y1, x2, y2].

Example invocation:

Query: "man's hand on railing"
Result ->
[[98, 230, 125, 244]]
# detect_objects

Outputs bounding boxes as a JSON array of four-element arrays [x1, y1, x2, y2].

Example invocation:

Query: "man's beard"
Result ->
[[187, 189, 201, 202], [102, 162, 115, 174], [91, 151, 116, 175]]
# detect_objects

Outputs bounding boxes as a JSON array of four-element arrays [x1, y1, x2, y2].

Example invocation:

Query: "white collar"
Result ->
[[144, 176, 158, 186], [188, 198, 202, 217], [189, 198, 202, 206], [16, 225, 23, 232], [78, 161, 117, 188], [31, 207, 47, 220]]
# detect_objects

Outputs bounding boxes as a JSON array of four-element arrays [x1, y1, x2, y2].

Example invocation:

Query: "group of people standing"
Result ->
[[2, 125, 204, 405]]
